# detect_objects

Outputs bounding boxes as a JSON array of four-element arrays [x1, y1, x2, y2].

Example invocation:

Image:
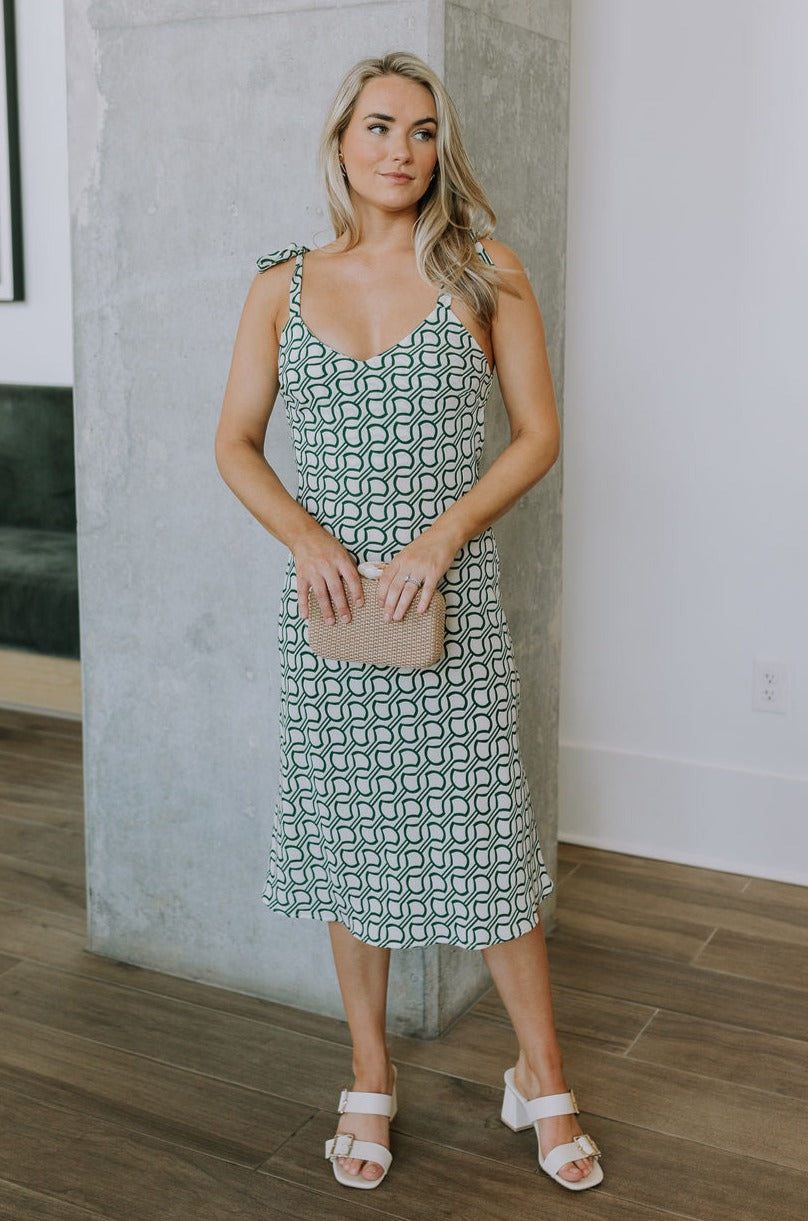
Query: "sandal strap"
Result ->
[[542, 1134, 602, 1178], [337, 1086, 396, 1117], [325, 1133, 393, 1171], [520, 1088, 580, 1123]]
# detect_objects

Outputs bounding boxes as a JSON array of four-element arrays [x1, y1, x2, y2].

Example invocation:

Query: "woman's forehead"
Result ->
[[354, 75, 436, 119]]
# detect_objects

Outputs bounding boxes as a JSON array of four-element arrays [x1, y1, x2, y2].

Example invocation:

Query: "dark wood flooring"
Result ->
[[0, 707, 806, 1219]]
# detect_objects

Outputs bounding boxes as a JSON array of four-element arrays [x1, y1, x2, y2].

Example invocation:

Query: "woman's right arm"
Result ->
[[214, 265, 363, 624]]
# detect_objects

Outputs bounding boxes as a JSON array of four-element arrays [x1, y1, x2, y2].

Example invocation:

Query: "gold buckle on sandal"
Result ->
[[568, 1088, 580, 1114], [574, 1134, 601, 1158], [337, 1088, 350, 1114], [329, 1132, 355, 1160]]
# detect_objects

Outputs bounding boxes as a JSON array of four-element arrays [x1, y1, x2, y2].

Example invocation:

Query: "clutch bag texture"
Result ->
[[307, 567, 446, 669]]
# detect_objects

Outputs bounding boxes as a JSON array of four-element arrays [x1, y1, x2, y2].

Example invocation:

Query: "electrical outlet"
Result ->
[[752, 659, 789, 714]]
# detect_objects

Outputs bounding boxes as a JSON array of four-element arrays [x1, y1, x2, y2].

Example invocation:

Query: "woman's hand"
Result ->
[[377, 526, 461, 622], [294, 528, 364, 624]]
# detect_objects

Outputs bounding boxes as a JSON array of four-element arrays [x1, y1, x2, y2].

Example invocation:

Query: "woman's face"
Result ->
[[339, 75, 439, 212]]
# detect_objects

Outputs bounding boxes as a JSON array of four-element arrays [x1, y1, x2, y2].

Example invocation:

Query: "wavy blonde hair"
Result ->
[[318, 51, 508, 327]]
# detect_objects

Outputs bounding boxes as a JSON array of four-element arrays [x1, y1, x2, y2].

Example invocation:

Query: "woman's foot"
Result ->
[[335, 1060, 396, 1184], [512, 1057, 595, 1185]]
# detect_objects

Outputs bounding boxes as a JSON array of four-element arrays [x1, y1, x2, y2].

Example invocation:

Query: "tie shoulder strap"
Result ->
[[471, 232, 496, 267], [256, 245, 308, 316], [255, 244, 310, 272]]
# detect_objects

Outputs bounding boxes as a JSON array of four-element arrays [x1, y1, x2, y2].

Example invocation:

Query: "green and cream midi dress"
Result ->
[[257, 242, 554, 948]]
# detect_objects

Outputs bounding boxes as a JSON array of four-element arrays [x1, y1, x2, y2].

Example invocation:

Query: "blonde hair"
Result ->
[[318, 51, 508, 327]]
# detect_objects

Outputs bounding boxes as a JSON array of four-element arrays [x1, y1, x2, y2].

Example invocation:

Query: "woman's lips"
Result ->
[[382, 172, 414, 182]]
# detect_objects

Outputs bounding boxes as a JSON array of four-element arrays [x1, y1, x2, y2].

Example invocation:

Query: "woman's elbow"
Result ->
[[545, 425, 561, 470], [214, 427, 248, 481], [213, 427, 231, 477], [520, 420, 561, 477]]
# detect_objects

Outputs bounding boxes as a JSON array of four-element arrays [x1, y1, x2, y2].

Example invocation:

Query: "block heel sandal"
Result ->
[[501, 1067, 603, 1191], [324, 1065, 398, 1190]]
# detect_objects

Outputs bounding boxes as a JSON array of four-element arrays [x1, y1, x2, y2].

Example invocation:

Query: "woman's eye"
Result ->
[[368, 124, 388, 134], [414, 130, 435, 141]]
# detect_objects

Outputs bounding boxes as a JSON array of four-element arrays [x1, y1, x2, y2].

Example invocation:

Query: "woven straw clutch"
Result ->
[[307, 562, 446, 669]]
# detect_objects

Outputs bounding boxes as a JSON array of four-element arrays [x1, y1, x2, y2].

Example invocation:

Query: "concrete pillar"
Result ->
[[65, 0, 569, 1037], [447, 0, 570, 932]]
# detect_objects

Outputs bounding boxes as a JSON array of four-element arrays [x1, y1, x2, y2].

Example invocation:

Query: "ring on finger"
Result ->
[[404, 574, 424, 587]]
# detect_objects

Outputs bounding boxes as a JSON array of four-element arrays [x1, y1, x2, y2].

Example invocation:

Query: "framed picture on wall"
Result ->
[[0, 0, 23, 302]]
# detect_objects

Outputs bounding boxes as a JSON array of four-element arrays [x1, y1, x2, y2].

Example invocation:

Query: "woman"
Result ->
[[215, 52, 603, 1194]]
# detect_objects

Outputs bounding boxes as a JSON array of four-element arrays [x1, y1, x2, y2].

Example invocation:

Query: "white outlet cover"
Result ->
[[752, 659, 789, 714]]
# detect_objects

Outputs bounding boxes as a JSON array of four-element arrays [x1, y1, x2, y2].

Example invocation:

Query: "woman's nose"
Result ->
[[390, 138, 412, 164]]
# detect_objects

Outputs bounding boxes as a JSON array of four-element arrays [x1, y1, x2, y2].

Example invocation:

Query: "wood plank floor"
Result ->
[[0, 707, 806, 1220]]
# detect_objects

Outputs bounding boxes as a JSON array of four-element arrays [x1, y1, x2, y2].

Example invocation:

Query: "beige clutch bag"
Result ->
[[307, 561, 446, 669]]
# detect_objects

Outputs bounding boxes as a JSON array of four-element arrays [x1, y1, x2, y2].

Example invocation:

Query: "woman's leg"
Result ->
[[328, 919, 396, 1182], [481, 909, 595, 1184]]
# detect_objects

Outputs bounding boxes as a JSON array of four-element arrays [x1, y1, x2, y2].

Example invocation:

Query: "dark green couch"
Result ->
[[0, 385, 80, 658]]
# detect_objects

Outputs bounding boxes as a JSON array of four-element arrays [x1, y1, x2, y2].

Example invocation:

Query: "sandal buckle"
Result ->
[[329, 1131, 355, 1160], [337, 1088, 350, 1114], [574, 1134, 601, 1159], [568, 1088, 580, 1114]]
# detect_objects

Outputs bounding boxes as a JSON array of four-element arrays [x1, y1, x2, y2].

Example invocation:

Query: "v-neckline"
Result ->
[[296, 301, 445, 366], [291, 252, 493, 372], [289, 307, 493, 373]]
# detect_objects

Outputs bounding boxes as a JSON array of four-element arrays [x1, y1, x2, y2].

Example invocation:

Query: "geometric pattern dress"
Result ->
[[257, 242, 554, 948]]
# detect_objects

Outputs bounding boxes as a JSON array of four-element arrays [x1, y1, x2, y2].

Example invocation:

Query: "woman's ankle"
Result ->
[[515, 1048, 566, 1093], [351, 1049, 394, 1088]]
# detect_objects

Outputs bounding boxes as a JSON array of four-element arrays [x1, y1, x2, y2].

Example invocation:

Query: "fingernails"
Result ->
[[341, 614, 351, 624]]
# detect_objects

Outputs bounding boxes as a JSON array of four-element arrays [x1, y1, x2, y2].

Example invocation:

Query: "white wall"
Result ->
[[0, 0, 72, 385], [560, 0, 808, 883]]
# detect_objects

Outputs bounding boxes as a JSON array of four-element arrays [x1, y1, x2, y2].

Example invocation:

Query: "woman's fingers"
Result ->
[[376, 530, 456, 619], [308, 573, 349, 624], [297, 554, 364, 623], [379, 568, 433, 621], [297, 537, 449, 625], [339, 561, 365, 615], [416, 583, 434, 614]]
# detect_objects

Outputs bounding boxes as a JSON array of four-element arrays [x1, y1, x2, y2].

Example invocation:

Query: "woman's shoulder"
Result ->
[[475, 235, 526, 272]]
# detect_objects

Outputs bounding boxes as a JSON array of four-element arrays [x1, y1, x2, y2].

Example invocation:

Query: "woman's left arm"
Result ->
[[378, 239, 560, 620], [437, 237, 561, 543]]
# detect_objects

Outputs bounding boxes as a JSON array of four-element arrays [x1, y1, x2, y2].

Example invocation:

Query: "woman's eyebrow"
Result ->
[[363, 112, 437, 126]]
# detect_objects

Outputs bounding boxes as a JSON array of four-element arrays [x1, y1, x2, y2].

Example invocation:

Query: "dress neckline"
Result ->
[[287, 307, 493, 373], [288, 251, 493, 373]]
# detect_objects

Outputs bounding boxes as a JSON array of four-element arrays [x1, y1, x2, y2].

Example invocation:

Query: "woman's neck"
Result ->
[[343, 199, 419, 253]]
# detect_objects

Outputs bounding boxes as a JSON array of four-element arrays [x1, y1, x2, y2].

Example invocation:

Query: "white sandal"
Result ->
[[324, 1065, 398, 1190], [501, 1067, 604, 1191]]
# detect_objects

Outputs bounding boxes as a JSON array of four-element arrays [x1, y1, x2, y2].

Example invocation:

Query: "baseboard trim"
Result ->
[[560, 741, 808, 888], [0, 647, 82, 718], [558, 832, 808, 887]]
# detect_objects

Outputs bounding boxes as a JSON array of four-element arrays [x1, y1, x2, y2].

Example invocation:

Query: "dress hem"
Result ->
[[260, 879, 555, 950]]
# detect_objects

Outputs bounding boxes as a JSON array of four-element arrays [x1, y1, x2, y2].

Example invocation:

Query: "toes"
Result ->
[[563, 1157, 593, 1179], [337, 1156, 383, 1180]]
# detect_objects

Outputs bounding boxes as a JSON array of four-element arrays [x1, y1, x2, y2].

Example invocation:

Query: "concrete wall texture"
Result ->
[[64, 0, 569, 1034]]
